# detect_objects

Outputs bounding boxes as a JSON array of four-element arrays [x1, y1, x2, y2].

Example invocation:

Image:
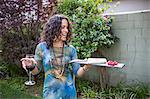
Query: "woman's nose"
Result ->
[[64, 27, 68, 33]]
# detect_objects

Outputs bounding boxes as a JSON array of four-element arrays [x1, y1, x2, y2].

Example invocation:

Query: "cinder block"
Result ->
[[143, 12, 150, 20], [113, 15, 128, 22], [142, 28, 150, 37], [143, 20, 150, 28], [134, 21, 144, 28], [126, 29, 142, 37], [112, 21, 134, 29], [128, 13, 144, 21]]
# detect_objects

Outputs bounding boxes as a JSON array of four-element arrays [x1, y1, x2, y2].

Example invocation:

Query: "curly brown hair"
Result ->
[[42, 14, 72, 48]]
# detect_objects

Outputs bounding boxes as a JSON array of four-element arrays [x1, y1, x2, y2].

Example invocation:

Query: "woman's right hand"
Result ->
[[20, 58, 37, 71]]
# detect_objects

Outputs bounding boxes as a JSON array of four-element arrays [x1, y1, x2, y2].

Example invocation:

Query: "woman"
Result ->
[[21, 14, 91, 99]]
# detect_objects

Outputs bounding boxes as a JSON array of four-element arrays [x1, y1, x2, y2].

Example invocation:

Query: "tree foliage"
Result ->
[[0, 0, 57, 76], [58, 0, 118, 59]]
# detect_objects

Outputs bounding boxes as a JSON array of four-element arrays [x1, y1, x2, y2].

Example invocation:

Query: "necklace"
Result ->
[[50, 44, 66, 79]]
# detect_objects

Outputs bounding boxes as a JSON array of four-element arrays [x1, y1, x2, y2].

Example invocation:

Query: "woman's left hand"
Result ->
[[83, 64, 92, 71], [78, 64, 92, 77]]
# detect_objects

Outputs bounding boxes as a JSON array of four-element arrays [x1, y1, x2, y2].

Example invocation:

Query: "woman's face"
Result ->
[[54, 19, 69, 42], [60, 19, 69, 41]]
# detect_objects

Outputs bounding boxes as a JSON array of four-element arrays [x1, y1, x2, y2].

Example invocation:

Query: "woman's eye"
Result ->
[[62, 26, 65, 29], [62, 25, 68, 29]]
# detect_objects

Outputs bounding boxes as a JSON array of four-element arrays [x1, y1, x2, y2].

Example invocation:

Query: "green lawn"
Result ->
[[0, 78, 42, 99]]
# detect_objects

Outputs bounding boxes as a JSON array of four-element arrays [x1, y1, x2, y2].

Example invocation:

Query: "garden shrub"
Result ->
[[0, 0, 57, 76], [58, 0, 118, 59], [76, 78, 150, 99]]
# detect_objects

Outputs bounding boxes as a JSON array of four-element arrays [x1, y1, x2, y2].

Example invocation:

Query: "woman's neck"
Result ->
[[53, 41, 64, 48]]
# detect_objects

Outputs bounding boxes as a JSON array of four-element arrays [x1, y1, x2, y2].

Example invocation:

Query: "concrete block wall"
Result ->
[[104, 11, 150, 85]]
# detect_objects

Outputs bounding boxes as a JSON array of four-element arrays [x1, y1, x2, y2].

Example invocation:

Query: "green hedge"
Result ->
[[58, 0, 118, 58]]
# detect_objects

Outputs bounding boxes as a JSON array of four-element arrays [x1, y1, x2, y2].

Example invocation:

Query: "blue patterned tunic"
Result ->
[[34, 42, 80, 99]]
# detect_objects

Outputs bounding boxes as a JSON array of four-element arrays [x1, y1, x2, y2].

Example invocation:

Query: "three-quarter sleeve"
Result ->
[[34, 43, 43, 74], [70, 46, 80, 76]]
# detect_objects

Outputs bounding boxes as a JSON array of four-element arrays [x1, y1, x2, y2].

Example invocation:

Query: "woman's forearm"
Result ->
[[77, 64, 90, 77]]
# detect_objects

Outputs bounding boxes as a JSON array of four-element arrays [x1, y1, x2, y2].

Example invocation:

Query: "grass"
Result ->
[[0, 77, 42, 99], [1, 82, 36, 99]]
